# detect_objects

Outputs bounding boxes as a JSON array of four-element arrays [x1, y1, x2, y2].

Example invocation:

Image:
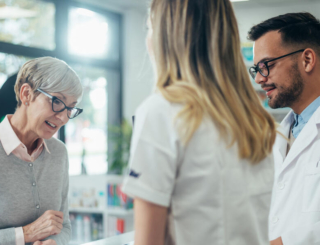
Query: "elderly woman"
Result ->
[[0, 57, 83, 245]]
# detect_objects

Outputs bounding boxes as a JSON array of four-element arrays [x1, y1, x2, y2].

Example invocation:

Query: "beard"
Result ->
[[268, 63, 304, 109]]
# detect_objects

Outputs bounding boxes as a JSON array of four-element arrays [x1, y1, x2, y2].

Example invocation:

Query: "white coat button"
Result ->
[[272, 216, 279, 224], [29, 163, 33, 167], [36, 205, 40, 209], [278, 182, 285, 190], [32, 182, 36, 186]]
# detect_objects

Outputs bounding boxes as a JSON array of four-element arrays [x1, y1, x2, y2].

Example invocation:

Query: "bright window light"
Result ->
[[89, 77, 107, 110], [231, 0, 249, 2], [68, 8, 109, 58]]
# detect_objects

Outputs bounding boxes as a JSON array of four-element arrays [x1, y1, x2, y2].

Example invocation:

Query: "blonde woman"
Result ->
[[122, 0, 277, 244]]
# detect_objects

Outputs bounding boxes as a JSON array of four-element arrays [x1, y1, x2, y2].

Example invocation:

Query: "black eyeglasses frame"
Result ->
[[249, 49, 305, 79], [37, 88, 83, 119]]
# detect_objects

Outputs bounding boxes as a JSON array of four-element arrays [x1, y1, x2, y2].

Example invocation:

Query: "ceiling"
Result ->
[[232, 0, 320, 9], [239, 0, 319, 2], [76, 0, 320, 11], [75, 0, 150, 12]]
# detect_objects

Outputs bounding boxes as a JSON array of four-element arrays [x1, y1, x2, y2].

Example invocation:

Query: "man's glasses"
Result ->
[[37, 88, 83, 119], [249, 49, 305, 80]]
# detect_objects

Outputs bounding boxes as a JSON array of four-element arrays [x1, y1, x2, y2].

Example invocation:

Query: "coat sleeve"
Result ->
[[122, 94, 180, 207]]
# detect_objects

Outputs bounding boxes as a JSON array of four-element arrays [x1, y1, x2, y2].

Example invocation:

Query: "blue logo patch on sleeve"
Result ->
[[129, 169, 140, 178]]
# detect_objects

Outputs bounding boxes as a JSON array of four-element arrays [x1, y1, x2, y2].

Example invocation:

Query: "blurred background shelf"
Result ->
[[69, 175, 134, 244], [69, 241, 80, 245], [69, 207, 134, 216], [251, 83, 264, 91], [69, 207, 106, 214], [107, 208, 134, 216], [267, 108, 291, 115]]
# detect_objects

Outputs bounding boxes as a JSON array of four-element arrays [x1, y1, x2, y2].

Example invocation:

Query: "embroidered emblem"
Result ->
[[129, 169, 140, 178]]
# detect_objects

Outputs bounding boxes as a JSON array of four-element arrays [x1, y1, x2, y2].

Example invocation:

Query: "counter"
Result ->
[[82, 232, 134, 245]]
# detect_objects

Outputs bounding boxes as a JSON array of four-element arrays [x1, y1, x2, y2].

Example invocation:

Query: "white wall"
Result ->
[[122, 9, 154, 121], [233, 1, 320, 43], [122, 1, 320, 120], [77, 0, 320, 121]]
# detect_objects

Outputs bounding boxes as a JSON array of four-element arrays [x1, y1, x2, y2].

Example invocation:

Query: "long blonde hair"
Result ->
[[150, 0, 276, 164]]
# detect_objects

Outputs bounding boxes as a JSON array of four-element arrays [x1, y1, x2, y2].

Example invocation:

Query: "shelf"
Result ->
[[81, 232, 134, 245], [69, 240, 98, 245], [252, 83, 263, 91], [107, 208, 134, 216], [69, 207, 105, 214], [266, 108, 291, 114], [69, 241, 81, 245], [69, 207, 134, 215], [244, 60, 253, 67]]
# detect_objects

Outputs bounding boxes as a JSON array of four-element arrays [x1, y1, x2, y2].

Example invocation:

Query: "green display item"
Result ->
[[108, 119, 132, 175]]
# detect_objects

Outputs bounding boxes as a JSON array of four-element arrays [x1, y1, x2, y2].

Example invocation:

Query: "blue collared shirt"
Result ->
[[292, 96, 320, 138]]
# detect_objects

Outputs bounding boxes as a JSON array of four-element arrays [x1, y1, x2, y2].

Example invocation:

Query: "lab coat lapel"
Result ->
[[273, 111, 294, 165], [281, 107, 320, 172]]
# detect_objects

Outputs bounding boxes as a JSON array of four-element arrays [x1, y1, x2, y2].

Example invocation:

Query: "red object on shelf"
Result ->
[[109, 184, 114, 196], [116, 218, 125, 234], [120, 187, 127, 204]]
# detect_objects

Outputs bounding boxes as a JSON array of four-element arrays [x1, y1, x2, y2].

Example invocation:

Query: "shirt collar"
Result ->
[[0, 115, 50, 156], [293, 96, 320, 125]]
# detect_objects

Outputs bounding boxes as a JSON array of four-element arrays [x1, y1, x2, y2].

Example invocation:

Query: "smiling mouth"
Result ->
[[262, 85, 277, 97], [45, 121, 57, 128]]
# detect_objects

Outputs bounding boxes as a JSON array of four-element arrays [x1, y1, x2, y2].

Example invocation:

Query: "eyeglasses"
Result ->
[[37, 88, 83, 119], [249, 49, 305, 79]]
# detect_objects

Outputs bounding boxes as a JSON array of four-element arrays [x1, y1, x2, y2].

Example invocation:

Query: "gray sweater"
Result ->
[[0, 137, 71, 245]]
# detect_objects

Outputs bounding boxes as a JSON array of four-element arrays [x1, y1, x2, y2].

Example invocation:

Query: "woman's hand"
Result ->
[[23, 210, 63, 243], [33, 239, 57, 245], [270, 237, 283, 245]]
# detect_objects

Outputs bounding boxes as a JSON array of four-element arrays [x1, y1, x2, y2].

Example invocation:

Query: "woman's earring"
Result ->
[[25, 102, 28, 106]]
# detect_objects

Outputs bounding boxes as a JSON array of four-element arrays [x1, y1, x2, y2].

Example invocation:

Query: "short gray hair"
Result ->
[[15, 56, 83, 107]]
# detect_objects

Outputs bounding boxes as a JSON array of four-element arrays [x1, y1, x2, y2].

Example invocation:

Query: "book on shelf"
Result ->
[[107, 183, 134, 210]]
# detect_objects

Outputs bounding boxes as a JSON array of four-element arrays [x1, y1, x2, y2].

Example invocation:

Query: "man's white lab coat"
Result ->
[[269, 107, 320, 244]]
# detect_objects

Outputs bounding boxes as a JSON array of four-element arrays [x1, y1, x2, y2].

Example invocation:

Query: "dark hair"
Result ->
[[248, 12, 320, 53]]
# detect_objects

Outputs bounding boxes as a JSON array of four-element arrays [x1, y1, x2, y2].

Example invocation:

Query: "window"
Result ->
[[67, 6, 120, 62], [0, 52, 30, 89], [68, 7, 109, 59], [67, 65, 108, 175], [0, 0, 123, 175], [0, 53, 31, 122], [0, 0, 55, 50]]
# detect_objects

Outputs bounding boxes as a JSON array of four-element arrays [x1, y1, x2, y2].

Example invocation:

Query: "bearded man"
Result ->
[[248, 12, 320, 245]]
